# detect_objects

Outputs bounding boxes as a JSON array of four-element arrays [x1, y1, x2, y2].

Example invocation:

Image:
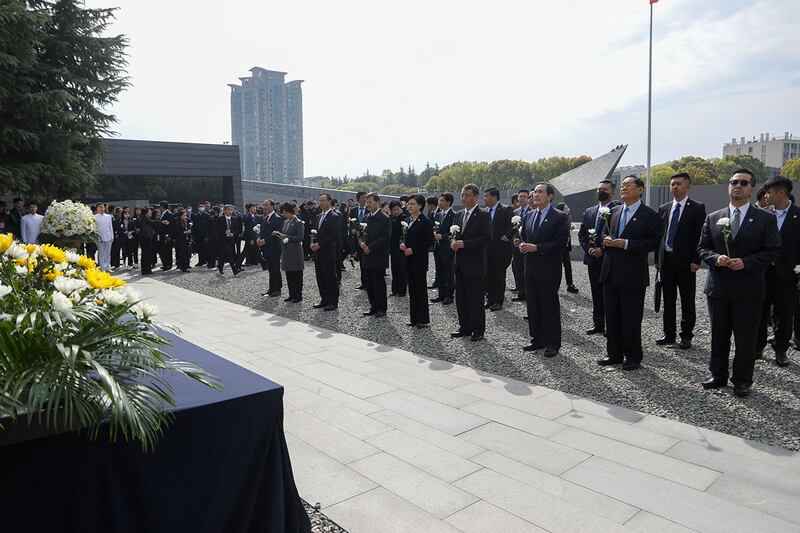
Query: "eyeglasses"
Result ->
[[729, 179, 751, 187]]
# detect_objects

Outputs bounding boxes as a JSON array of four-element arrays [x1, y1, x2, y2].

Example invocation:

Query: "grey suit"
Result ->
[[281, 217, 305, 272]]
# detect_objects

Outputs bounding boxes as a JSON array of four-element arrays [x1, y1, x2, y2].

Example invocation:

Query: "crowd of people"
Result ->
[[2, 167, 794, 397]]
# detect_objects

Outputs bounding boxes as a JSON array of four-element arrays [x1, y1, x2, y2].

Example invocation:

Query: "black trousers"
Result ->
[[195, 236, 207, 266], [455, 269, 485, 335], [364, 267, 387, 313], [264, 250, 283, 292], [407, 269, 430, 325], [140, 238, 153, 275], [660, 254, 697, 340], [511, 249, 526, 298], [757, 269, 797, 353], [526, 276, 561, 349], [217, 239, 238, 274], [240, 240, 261, 266], [561, 248, 574, 287], [436, 251, 454, 299], [604, 283, 646, 363], [432, 247, 442, 287], [390, 249, 407, 296], [111, 238, 121, 268], [286, 270, 303, 300], [175, 240, 190, 271], [205, 239, 217, 267], [314, 253, 339, 305], [587, 261, 605, 330], [708, 296, 761, 386], [122, 238, 138, 266], [159, 238, 173, 269], [486, 252, 511, 305]]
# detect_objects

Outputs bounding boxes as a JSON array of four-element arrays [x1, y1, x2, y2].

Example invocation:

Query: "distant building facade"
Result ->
[[723, 132, 799, 171], [229, 67, 304, 184]]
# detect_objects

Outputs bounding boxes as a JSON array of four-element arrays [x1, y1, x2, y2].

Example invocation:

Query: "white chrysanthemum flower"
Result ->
[[14, 265, 28, 276], [65, 251, 82, 263], [117, 286, 142, 305], [310, 229, 318, 235], [283, 237, 289, 244], [511, 215, 522, 225], [794, 265, 800, 275], [0, 284, 12, 298], [360, 223, 368, 228], [598, 206, 611, 216], [350, 218, 357, 222], [131, 302, 159, 318], [717, 217, 730, 226], [588, 229, 597, 235], [101, 289, 128, 306], [400, 221, 409, 228], [53, 277, 88, 295], [450, 225, 460, 234], [52, 291, 73, 312], [5, 244, 29, 260], [0, 313, 12, 321], [54, 261, 69, 271]]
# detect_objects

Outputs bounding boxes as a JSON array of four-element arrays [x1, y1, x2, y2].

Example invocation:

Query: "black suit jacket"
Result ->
[[215, 215, 242, 242], [578, 201, 619, 266], [698, 205, 781, 301], [453, 207, 492, 277], [520, 206, 570, 281], [599, 202, 662, 288], [656, 198, 706, 269], [434, 209, 456, 256], [313, 210, 341, 259], [362, 210, 391, 270], [404, 214, 435, 273], [488, 203, 514, 257], [242, 213, 260, 242], [260, 212, 284, 257], [771, 203, 800, 282]]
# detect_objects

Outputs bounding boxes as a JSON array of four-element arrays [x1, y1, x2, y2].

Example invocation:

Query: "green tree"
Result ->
[[782, 157, 800, 181], [643, 164, 678, 186], [0, 0, 129, 199]]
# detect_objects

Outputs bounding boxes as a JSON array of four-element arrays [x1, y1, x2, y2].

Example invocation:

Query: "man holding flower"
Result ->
[[698, 169, 781, 396]]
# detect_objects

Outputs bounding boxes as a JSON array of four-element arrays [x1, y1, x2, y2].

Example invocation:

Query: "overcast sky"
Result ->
[[87, 0, 800, 178]]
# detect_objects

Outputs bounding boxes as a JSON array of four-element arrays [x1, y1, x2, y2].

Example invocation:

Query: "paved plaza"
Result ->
[[131, 276, 800, 533]]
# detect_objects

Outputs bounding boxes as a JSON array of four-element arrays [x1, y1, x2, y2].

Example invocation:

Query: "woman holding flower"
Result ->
[[400, 194, 435, 328], [272, 202, 305, 303]]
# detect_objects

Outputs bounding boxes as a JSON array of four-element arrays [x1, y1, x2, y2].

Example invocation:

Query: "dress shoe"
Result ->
[[656, 336, 676, 346], [523, 342, 546, 352], [483, 303, 492, 309], [733, 383, 751, 397], [363, 310, 377, 316], [776, 352, 790, 367], [490, 303, 502, 312], [430, 297, 445, 303], [428, 284, 437, 289], [767, 334, 775, 345], [754, 350, 763, 360], [470, 334, 485, 342], [523, 316, 528, 320], [586, 327, 605, 335], [416, 323, 430, 329], [374, 311, 386, 318], [442, 298, 454, 305], [284, 296, 294, 302], [544, 347, 559, 358], [313, 302, 327, 309], [510, 287, 518, 292], [406, 323, 416, 327], [269, 291, 280, 297], [678, 338, 692, 350], [566, 285, 579, 294], [323, 304, 338, 311], [450, 331, 469, 338], [597, 356, 622, 366], [261, 292, 271, 297], [622, 361, 641, 371], [356, 285, 366, 290], [233, 269, 241, 276], [291, 297, 302, 303], [511, 296, 526, 302], [701, 376, 727, 389]]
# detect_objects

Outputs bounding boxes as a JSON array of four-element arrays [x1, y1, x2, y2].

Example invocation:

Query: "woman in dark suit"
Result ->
[[272, 202, 305, 303], [389, 200, 408, 296], [172, 208, 192, 272], [137, 207, 156, 275], [400, 194, 435, 328]]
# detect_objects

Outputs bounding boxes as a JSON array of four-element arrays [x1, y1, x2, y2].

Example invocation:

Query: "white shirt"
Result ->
[[21, 213, 43, 243], [664, 196, 688, 252], [94, 213, 114, 242], [619, 200, 641, 250], [728, 203, 750, 225], [462, 206, 477, 231], [774, 202, 791, 230]]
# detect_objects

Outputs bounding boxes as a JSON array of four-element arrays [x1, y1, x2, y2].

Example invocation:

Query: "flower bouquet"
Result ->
[[400, 220, 409, 244], [310, 229, 318, 245], [511, 215, 522, 239], [38, 200, 99, 250], [358, 222, 368, 246], [717, 217, 732, 256], [598, 205, 612, 238], [0, 233, 220, 451]]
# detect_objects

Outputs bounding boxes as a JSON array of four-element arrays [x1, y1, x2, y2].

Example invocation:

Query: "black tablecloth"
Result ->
[[0, 331, 311, 533]]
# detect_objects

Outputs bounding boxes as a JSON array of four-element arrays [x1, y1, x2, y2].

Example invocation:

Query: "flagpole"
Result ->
[[645, 1, 654, 207]]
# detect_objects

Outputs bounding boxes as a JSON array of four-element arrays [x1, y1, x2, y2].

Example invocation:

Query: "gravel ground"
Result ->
[[150, 256, 800, 452], [303, 499, 347, 533]]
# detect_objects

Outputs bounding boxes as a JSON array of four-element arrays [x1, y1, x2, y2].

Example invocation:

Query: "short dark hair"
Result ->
[[159, 201, 169, 208], [320, 193, 332, 201], [245, 203, 255, 209], [599, 179, 616, 190], [623, 175, 645, 188], [484, 187, 500, 199], [733, 168, 756, 185], [408, 194, 426, 208], [510, 194, 518, 203], [556, 202, 567, 210], [389, 200, 402, 210], [756, 188, 767, 200], [366, 192, 381, 203], [439, 193, 454, 205], [462, 183, 480, 197], [264, 199, 276, 208], [280, 202, 295, 214], [13, 197, 23, 203], [670, 172, 691, 182], [24, 200, 38, 207], [426, 196, 438, 207], [356, 191, 367, 200], [534, 182, 555, 196], [764, 175, 793, 194], [399, 195, 410, 202], [518, 189, 529, 194]]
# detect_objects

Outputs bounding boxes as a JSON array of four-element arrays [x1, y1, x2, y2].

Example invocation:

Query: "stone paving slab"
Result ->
[[131, 276, 800, 532]]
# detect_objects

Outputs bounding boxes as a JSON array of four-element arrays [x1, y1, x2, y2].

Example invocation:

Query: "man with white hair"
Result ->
[[94, 202, 115, 271]]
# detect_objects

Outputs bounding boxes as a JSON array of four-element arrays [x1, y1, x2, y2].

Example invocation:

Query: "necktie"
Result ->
[[731, 208, 741, 238], [226, 218, 231, 231], [319, 211, 326, 229], [491, 206, 496, 220], [667, 203, 681, 249], [594, 206, 605, 235], [463, 209, 470, 232], [619, 207, 629, 235], [359, 208, 364, 223], [532, 209, 542, 237]]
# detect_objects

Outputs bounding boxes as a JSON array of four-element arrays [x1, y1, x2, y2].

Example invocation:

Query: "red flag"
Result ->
[[650, 0, 658, 3]]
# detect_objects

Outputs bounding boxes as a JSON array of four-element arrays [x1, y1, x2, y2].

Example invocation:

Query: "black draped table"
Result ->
[[0, 331, 311, 533]]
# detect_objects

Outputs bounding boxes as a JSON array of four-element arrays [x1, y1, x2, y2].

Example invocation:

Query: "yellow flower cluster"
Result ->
[[0, 233, 13, 254], [85, 268, 126, 289]]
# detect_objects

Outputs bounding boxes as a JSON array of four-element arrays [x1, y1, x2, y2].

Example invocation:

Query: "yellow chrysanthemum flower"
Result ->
[[39, 244, 67, 265], [0, 233, 13, 253], [76, 255, 97, 270], [23, 244, 38, 256], [43, 267, 63, 282], [85, 268, 126, 289]]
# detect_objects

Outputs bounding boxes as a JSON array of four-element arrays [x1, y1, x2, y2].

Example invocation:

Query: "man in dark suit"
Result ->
[[431, 193, 456, 305], [655, 172, 706, 349], [352, 191, 369, 290], [519, 183, 570, 357], [215, 204, 242, 276], [511, 189, 531, 302], [239, 203, 261, 267], [311, 194, 341, 311], [258, 199, 284, 297], [6, 197, 26, 241], [484, 187, 515, 311], [192, 202, 211, 267], [756, 175, 799, 367], [698, 169, 781, 396], [157, 200, 174, 270], [450, 184, 492, 342], [598, 175, 662, 371], [577, 180, 618, 335], [359, 193, 391, 317]]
